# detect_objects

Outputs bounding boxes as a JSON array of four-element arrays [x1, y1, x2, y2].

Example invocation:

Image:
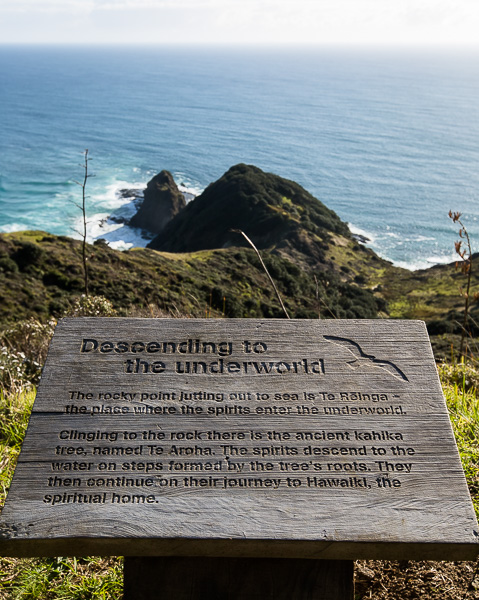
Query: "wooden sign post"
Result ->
[[1, 318, 478, 598]]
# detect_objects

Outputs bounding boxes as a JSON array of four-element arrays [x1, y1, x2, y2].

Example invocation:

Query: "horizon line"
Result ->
[[1, 41, 479, 50]]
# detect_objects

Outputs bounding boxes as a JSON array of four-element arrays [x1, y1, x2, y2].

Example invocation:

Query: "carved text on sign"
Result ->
[[1, 319, 477, 560]]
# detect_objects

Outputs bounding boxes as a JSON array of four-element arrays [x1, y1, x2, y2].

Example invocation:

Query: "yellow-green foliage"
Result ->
[[0, 555, 123, 600], [0, 389, 35, 507], [439, 363, 479, 518], [0, 232, 387, 323], [377, 254, 479, 325], [439, 360, 479, 394]]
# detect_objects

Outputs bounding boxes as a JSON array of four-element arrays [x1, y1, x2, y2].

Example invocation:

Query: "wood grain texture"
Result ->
[[123, 557, 354, 600], [1, 318, 478, 559]]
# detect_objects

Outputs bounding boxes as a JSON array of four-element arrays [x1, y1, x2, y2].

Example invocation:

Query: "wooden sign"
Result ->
[[1, 318, 478, 559]]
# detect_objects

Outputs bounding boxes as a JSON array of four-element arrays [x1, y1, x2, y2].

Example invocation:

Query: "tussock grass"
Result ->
[[439, 363, 479, 518], [0, 556, 122, 600], [0, 389, 35, 507]]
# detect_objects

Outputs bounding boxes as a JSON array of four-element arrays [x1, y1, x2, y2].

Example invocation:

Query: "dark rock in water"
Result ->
[[119, 188, 143, 201], [129, 171, 186, 235], [106, 190, 144, 225], [352, 233, 371, 244], [108, 215, 127, 225]]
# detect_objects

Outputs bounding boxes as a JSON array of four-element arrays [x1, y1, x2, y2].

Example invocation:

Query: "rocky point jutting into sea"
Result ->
[[0, 164, 477, 359]]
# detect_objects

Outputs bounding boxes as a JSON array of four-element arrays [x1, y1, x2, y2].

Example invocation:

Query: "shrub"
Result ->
[[439, 361, 479, 394], [0, 254, 19, 273], [0, 318, 56, 391], [43, 269, 78, 290], [0, 347, 32, 394], [12, 242, 45, 270], [67, 295, 117, 317]]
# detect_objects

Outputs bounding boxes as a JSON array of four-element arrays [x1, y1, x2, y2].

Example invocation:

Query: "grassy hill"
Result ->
[[0, 229, 385, 324]]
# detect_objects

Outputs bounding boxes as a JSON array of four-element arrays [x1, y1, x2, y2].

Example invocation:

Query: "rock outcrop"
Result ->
[[129, 171, 186, 235], [148, 164, 353, 268]]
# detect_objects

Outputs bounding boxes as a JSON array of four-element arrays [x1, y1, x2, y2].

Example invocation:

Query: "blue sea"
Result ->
[[1, 45, 479, 270]]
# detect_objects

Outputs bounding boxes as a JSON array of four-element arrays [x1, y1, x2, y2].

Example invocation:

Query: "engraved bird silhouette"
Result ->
[[324, 335, 409, 381]]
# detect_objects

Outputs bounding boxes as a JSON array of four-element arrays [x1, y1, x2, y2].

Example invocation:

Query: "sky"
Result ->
[[0, 0, 478, 46]]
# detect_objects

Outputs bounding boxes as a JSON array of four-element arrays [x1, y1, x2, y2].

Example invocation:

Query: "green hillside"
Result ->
[[1, 164, 478, 359]]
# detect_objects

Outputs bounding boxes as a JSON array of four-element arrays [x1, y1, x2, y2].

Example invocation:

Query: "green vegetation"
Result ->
[[0, 300, 125, 600], [0, 390, 35, 509], [448, 211, 478, 358], [439, 363, 479, 517], [4, 162, 477, 352], [380, 258, 479, 324], [0, 231, 385, 326], [0, 554, 122, 600], [372, 256, 479, 359]]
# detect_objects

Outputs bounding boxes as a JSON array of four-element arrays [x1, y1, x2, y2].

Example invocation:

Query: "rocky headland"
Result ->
[[0, 163, 477, 357]]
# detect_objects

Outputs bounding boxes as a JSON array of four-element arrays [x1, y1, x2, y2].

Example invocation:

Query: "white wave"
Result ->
[[88, 173, 200, 249], [348, 223, 375, 243], [96, 224, 153, 251], [88, 208, 153, 250], [92, 179, 146, 210], [392, 253, 456, 271], [424, 254, 456, 266], [173, 171, 203, 201], [415, 235, 437, 242], [88, 212, 122, 241], [178, 185, 198, 204], [0, 222, 26, 233]]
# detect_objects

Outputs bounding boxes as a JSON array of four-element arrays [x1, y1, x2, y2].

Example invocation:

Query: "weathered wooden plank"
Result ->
[[1, 318, 478, 559], [123, 557, 354, 600]]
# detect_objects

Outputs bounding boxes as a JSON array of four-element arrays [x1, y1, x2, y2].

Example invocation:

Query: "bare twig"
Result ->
[[74, 149, 92, 296], [449, 211, 478, 358], [231, 229, 290, 319], [313, 273, 338, 319]]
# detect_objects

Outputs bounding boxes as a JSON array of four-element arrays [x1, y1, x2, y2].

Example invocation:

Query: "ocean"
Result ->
[[1, 45, 479, 270]]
